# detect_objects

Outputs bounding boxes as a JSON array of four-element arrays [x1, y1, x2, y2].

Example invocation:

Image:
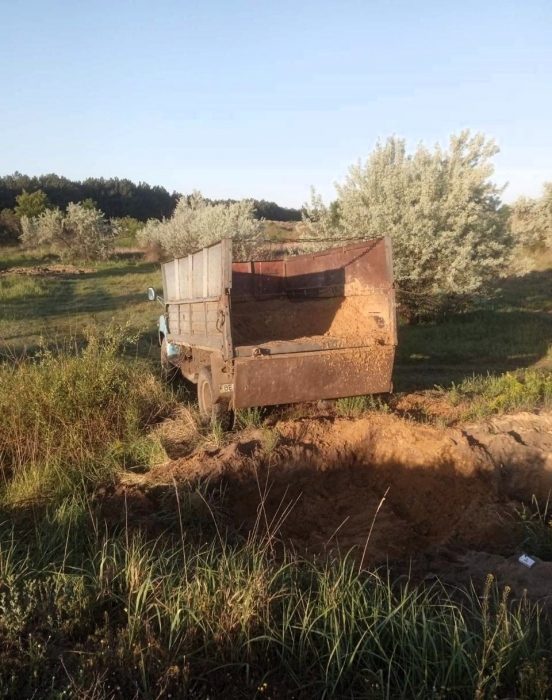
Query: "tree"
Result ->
[[510, 183, 552, 250], [14, 189, 50, 219], [138, 192, 263, 259], [0, 174, 179, 221], [303, 131, 513, 321], [80, 198, 98, 211], [113, 216, 145, 241], [20, 203, 115, 260], [0, 209, 21, 245]]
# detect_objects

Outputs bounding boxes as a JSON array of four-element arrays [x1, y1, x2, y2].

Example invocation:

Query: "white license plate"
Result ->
[[220, 383, 234, 393]]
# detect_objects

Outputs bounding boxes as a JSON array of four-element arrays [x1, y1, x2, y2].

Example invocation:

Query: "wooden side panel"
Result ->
[[162, 240, 231, 353], [162, 241, 224, 303]]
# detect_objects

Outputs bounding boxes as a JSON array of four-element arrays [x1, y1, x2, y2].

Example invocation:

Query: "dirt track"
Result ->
[[129, 410, 552, 602], [0, 264, 93, 276]]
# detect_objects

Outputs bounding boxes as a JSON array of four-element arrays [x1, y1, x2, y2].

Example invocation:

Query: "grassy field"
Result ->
[[0, 328, 551, 699], [0, 248, 162, 357], [1, 244, 550, 416], [0, 244, 551, 698]]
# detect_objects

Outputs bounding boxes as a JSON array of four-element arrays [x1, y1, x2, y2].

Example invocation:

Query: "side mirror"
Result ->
[[147, 287, 156, 301]]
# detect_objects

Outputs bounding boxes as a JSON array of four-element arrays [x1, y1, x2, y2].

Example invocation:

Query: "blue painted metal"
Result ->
[[158, 314, 179, 357]]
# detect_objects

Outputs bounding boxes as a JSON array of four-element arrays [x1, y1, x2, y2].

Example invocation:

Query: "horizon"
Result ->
[[2, 0, 551, 207]]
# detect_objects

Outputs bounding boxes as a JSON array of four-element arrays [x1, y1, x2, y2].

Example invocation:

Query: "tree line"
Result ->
[[3, 134, 551, 323], [0, 172, 303, 244]]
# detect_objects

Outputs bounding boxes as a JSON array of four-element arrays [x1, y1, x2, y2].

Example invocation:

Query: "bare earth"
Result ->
[[115, 410, 552, 605], [0, 264, 93, 276]]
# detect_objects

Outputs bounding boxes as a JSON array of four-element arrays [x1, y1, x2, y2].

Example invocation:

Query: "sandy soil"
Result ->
[[136, 410, 552, 603], [231, 295, 390, 347]]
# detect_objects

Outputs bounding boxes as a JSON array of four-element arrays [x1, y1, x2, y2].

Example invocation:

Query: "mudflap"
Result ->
[[233, 345, 395, 409]]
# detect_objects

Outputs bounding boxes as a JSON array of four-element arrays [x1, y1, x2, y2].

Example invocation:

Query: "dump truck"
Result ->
[[147, 237, 397, 427]]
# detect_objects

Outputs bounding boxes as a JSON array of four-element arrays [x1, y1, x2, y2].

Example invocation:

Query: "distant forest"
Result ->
[[0, 173, 302, 222]]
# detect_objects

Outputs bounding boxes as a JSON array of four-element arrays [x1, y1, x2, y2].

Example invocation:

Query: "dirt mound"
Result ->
[[149, 412, 552, 570], [421, 549, 552, 606], [0, 264, 93, 276]]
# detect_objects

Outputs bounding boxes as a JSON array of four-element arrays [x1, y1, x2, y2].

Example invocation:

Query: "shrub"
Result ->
[[13, 189, 50, 219], [138, 191, 263, 259], [112, 215, 145, 243], [303, 131, 513, 322], [20, 202, 116, 260], [510, 183, 552, 250], [0, 209, 21, 245]]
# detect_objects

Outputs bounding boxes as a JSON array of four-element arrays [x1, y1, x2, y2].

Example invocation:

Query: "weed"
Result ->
[[260, 426, 279, 455], [335, 394, 389, 418], [517, 495, 552, 560], [235, 406, 265, 429], [452, 370, 552, 420], [335, 394, 371, 418], [201, 419, 227, 450], [518, 659, 551, 700]]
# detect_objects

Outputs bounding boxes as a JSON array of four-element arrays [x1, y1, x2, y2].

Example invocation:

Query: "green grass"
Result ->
[[235, 406, 266, 429], [392, 262, 552, 418], [518, 497, 552, 561], [394, 267, 552, 392], [446, 368, 552, 420], [0, 516, 549, 699], [0, 249, 162, 357], [0, 275, 60, 301], [0, 322, 550, 698], [335, 394, 390, 418], [0, 326, 177, 507]]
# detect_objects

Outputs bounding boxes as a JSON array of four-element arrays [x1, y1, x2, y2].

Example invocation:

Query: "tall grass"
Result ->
[[0, 326, 176, 506], [518, 496, 552, 561], [0, 328, 550, 698], [0, 513, 549, 699]]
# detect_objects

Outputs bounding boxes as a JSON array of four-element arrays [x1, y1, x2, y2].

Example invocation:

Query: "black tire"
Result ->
[[197, 366, 234, 430], [160, 337, 178, 381]]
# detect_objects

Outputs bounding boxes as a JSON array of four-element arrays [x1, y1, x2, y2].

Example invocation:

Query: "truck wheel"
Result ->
[[160, 337, 178, 381], [197, 366, 234, 430]]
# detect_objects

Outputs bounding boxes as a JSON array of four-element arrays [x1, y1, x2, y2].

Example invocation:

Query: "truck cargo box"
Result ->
[[157, 237, 397, 417]]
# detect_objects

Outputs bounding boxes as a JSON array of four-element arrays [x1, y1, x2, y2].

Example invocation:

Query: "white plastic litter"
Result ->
[[518, 554, 536, 569]]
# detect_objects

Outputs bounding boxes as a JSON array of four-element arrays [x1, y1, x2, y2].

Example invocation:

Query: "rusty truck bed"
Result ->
[[161, 237, 397, 409]]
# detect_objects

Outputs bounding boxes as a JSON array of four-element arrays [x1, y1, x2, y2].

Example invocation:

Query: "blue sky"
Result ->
[[1, 0, 550, 206]]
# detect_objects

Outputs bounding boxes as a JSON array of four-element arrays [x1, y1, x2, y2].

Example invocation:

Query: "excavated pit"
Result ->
[[127, 411, 552, 603], [150, 412, 552, 560]]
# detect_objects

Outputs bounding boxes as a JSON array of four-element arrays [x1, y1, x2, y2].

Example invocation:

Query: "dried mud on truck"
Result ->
[[148, 237, 397, 426]]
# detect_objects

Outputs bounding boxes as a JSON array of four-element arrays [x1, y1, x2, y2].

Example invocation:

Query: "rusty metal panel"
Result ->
[[252, 261, 285, 295], [233, 346, 395, 408], [231, 262, 253, 296], [284, 238, 389, 293], [231, 238, 391, 300]]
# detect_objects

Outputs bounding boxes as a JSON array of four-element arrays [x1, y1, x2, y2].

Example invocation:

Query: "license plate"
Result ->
[[220, 383, 234, 393]]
